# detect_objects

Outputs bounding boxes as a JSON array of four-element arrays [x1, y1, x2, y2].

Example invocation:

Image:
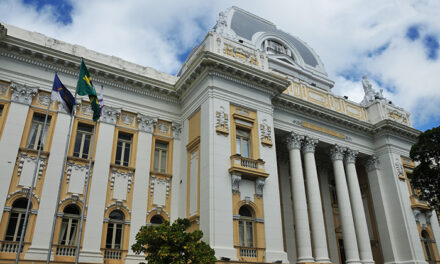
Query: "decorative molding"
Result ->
[[105, 200, 131, 215], [101, 105, 121, 125], [157, 122, 170, 135], [330, 144, 346, 161], [394, 157, 405, 180], [137, 114, 157, 133], [10, 82, 38, 105], [7, 188, 40, 204], [58, 194, 84, 207], [79, 103, 93, 117], [149, 176, 170, 198], [0, 83, 9, 96], [259, 119, 272, 147], [36, 93, 51, 107], [302, 136, 318, 153], [110, 169, 134, 193], [215, 106, 229, 135], [231, 173, 241, 194], [285, 132, 303, 150], [120, 112, 135, 127], [65, 161, 89, 184], [344, 148, 358, 164], [172, 123, 182, 139], [16, 153, 46, 180], [365, 156, 380, 172], [213, 8, 237, 41], [146, 206, 169, 218], [255, 178, 265, 197]]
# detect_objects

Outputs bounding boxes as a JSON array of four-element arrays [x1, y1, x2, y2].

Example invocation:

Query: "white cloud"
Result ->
[[0, 0, 439, 129]]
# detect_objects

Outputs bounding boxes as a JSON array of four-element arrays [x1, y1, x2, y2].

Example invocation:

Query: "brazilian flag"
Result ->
[[76, 58, 101, 121]]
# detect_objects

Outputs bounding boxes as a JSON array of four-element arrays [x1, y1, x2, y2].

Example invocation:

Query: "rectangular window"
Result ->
[[115, 132, 132, 166], [73, 123, 93, 159], [27, 113, 51, 150], [236, 128, 251, 158], [154, 141, 169, 173]]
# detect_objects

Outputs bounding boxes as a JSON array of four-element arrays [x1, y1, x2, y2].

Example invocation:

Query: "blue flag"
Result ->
[[51, 74, 76, 114]]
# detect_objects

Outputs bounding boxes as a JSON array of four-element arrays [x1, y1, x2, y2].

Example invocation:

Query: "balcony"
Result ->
[[56, 245, 76, 256], [0, 241, 23, 253], [103, 248, 125, 260], [228, 154, 269, 180]]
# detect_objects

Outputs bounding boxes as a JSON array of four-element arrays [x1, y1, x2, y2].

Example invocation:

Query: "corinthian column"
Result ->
[[344, 149, 374, 264], [330, 145, 361, 264], [302, 137, 330, 263], [286, 133, 314, 263]]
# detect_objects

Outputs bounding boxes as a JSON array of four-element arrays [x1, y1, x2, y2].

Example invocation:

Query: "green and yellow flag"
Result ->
[[76, 58, 101, 121]]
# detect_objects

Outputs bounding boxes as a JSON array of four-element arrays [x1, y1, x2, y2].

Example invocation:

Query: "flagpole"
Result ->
[[74, 119, 98, 264], [45, 87, 78, 264], [15, 96, 52, 264]]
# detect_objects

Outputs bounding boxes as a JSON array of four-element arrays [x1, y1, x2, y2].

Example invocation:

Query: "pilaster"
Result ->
[[0, 83, 37, 217], [125, 114, 154, 264], [79, 106, 120, 263]]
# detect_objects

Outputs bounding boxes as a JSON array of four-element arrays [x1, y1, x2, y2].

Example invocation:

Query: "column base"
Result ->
[[78, 250, 104, 263], [213, 246, 239, 261], [125, 253, 146, 264], [315, 258, 332, 263], [361, 260, 375, 264], [345, 259, 362, 264], [265, 250, 289, 263], [297, 256, 315, 263], [23, 247, 53, 261]]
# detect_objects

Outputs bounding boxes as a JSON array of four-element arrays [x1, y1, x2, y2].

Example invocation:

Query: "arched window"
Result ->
[[5, 198, 31, 241], [262, 39, 294, 60], [106, 210, 125, 249], [238, 205, 254, 247], [150, 215, 164, 226], [59, 204, 81, 246], [421, 230, 434, 262]]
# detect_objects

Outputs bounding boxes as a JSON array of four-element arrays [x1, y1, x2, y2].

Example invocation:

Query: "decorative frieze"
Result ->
[[365, 156, 380, 172], [0, 83, 9, 97], [231, 173, 241, 194], [259, 119, 272, 147], [330, 145, 346, 161], [285, 132, 303, 150], [119, 112, 136, 127], [255, 178, 265, 197], [344, 149, 358, 164], [10, 83, 38, 105], [302, 136, 318, 153], [36, 93, 51, 107], [137, 114, 157, 133], [79, 103, 93, 117], [101, 105, 121, 125], [215, 106, 229, 135]]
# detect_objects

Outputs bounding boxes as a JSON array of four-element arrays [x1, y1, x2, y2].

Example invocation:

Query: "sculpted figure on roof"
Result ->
[[361, 75, 384, 105]]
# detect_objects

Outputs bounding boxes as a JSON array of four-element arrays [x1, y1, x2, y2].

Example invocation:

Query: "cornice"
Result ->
[[372, 119, 420, 141], [274, 93, 373, 134], [175, 51, 289, 98], [0, 37, 179, 104]]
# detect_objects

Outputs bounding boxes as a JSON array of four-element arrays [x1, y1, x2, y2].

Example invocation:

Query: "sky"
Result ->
[[0, 0, 439, 131]]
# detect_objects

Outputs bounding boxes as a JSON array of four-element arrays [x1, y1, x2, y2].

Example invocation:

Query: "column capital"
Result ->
[[330, 144, 346, 161], [231, 173, 241, 194], [365, 156, 380, 172], [172, 123, 182, 139], [285, 132, 303, 150], [302, 136, 318, 153], [344, 148, 359, 164], [101, 106, 121, 125], [10, 82, 38, 105], [137, 114, 157, 133]]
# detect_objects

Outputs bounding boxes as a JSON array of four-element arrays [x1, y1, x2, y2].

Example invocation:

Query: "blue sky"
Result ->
[[1, 0, 439, 131]]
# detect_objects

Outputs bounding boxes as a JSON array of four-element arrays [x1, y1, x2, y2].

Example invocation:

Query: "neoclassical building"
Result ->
[[0, 6, 439, 264]]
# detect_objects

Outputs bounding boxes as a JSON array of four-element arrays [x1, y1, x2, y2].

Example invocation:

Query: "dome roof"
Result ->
[[214, 7, 329, 79]]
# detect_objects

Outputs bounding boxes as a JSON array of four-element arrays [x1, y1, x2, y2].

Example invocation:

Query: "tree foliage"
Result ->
[[131, 218, 216, 264], [409, 126, 440, 211]]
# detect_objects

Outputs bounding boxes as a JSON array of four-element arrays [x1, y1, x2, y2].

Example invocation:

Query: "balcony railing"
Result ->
[[236, 246, 258, 258], [229, 154, 268, 180], [104, 249, 124, 260], [56, 245, 76, 256], [0, 241, 23, 253]]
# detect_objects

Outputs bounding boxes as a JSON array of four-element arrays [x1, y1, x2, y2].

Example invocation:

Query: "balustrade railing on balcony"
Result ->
[[229, 154, 268, 179], [238, 246, 258, 258], [56, 245, 76, 256], [104, 249, 123, 260], [0, 241, 23, 253]]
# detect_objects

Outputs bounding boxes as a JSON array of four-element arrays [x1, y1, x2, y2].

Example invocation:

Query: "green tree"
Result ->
[[409, 126, 440, 211], [131, 218, 217, 264]]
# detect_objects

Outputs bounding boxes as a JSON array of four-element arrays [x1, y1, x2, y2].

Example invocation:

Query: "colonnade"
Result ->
[[286, 132, 374, 264]]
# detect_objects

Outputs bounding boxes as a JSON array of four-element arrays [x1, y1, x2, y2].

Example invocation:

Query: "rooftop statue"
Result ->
[[361, 75, 385, 105]]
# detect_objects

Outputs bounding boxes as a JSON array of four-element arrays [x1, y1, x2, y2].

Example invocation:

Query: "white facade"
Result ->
[[0, 7, 439, 264]]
